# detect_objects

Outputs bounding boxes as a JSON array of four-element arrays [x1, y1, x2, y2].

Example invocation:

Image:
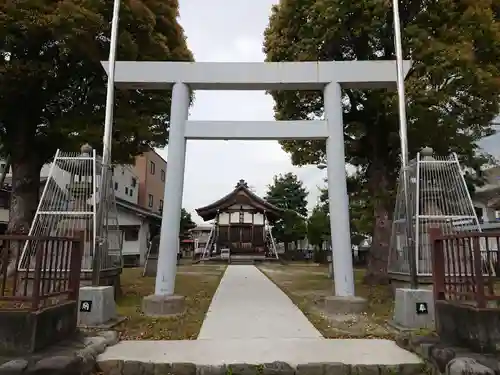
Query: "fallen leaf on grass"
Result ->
[[115, 266, 225, 340], [260, 265, 396, 339]]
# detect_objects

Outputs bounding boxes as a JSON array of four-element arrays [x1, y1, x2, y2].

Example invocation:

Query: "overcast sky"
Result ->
[[156, 0, 326, 224]]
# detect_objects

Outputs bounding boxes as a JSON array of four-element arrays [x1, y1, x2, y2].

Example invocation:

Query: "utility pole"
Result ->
[[392, 0, 418, 288], [94, 0, 121, 286]]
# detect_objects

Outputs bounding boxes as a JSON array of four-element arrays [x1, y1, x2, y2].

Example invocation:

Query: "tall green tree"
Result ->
[[265, 172, 308, 250], [179, 208, 196, 240], [345, 173, 374, 247], [0, 0, 193, 235], [307, 204, 330, 250], [318, 173, 372, 248], [264, 0, 500, 282]]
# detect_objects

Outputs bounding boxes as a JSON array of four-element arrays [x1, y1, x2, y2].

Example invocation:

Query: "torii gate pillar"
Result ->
[[103, 60, 411, 316]]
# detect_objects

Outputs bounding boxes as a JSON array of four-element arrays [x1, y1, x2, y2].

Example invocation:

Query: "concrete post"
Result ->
[[324, 82, 355, 297], [154, 82, 189, 296]]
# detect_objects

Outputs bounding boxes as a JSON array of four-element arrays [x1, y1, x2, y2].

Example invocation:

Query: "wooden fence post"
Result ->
[[68, 234, 84, 302], [429, 227, 445, 302]]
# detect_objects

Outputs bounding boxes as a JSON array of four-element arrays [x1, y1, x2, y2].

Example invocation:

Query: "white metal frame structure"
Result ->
[[264, 215, 280, 260], [19, 147, 123, 274], [200, 223, 215, 261], [102, 60, 411, 297], [18, 149, 97, 272], [388, 148, 482, 277]]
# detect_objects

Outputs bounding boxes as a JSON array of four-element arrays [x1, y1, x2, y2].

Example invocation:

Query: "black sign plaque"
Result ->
[[80, 300, 93, 313], [416, 302, 428, 315]]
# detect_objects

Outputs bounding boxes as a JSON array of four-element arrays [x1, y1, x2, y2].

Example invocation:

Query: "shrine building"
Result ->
[[195, 179, 282, 260]]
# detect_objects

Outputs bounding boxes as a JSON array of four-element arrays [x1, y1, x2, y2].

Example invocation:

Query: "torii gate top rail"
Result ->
[[101, 61, 411, 90]]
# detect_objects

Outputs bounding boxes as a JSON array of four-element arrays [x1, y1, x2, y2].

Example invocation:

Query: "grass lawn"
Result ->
[[259, 263, 396, 339], [114, 264, 226, 340]]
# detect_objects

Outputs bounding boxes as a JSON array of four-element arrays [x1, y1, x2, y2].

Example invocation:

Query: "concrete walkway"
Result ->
[[97, 265, 423, 371], [197, 265, 322, 340]]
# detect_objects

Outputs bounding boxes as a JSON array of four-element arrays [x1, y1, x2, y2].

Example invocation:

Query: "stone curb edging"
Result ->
[[0, 330, 119, 375], [96, 360, 428, 375], [395, 333, 499, 375]]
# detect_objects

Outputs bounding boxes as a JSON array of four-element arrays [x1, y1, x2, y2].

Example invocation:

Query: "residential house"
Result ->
[[132, 148, 167, 217], [108, 164, 160, 266], [473, 122, 500, 230], [0, 151, 163, 267], [190, 224, 212, 257], [114, 198, 161, 267], [112, 165, 139, 204], [472, 165, 500, 231]]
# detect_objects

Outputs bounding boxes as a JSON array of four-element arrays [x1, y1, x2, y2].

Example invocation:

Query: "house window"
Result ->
[[114, 182, 118, 190], [150, 161, 155, 175], [123, 226, 139, 241], [125, 187, 128, 195], [239, 211, 244, 223], [0, 191, 10, 209], [159, 199, 163, 212], [131, 177, 137, 187], [474, 207, 483, 221], [161, 169, 165, 182], [148, 194, 153, 208], [129, 189, 133, 197]]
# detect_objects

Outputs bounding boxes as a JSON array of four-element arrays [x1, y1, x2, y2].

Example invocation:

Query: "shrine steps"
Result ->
[[229, 255, 260, 265], [230, 260, 255, 265], [195, 254, 281, 265]]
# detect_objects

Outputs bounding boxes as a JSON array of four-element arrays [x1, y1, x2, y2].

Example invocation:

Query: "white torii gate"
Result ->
[[102, 60, 411, 308]]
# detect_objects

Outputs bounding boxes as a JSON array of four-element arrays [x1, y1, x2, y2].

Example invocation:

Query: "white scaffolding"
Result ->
[[264, 215, 279, 259], [388, 147, 482, 276], [200, 222, 216, 261], [19, 144, 123, 273]]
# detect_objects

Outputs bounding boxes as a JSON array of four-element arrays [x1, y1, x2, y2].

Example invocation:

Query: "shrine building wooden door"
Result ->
[[229, 225, 253, 253]]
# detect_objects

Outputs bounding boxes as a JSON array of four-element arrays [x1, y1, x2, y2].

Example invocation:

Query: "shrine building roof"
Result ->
[[195, 179, 284, 221]]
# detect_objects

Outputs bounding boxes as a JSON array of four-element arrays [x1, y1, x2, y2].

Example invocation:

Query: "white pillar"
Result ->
[[155, 82, 189, 295], [324, 82, 355, 297]]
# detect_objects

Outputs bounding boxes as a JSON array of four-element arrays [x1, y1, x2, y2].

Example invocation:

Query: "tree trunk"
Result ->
[[364, 159, 393, 285], [4, 153, 42, 276], [8, 156, 42, 234]]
